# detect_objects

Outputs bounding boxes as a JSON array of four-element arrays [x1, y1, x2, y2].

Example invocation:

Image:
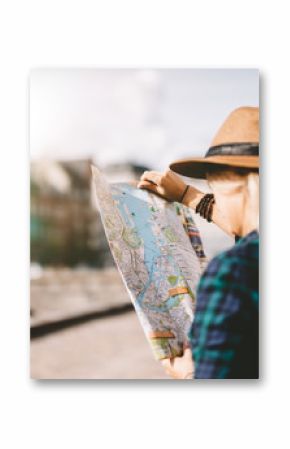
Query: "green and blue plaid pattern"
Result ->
[[189, 230, 259, 379]]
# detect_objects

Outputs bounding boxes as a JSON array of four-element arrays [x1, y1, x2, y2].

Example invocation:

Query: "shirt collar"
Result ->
[[235, 230, 259, 245]]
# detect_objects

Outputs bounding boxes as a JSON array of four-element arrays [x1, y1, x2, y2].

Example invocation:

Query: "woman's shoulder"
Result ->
[[201, 230, 259, 287], [209, 230, 258, 269], [197, 230, 259, 309]]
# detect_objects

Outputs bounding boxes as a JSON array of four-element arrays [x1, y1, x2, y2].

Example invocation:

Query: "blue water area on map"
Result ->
[[112, 184, 182, 310]]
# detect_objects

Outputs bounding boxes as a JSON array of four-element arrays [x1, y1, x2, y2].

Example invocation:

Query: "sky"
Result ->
[[30, 68, 259, 170]]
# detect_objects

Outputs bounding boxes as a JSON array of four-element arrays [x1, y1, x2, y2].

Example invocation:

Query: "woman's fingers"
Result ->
[[138, 180, 167, 199], [138, 169, 188, 202], [139, 169, 187, 202], [140, 170, 163, 185], [137, 181, 157, 189], [161, 358, 175, 378], [161, 350, 194, 379], [137, 180, 158, 191]]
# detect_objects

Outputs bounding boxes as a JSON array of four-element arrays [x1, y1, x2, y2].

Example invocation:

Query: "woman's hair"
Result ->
[[206, 167, 259, 232]]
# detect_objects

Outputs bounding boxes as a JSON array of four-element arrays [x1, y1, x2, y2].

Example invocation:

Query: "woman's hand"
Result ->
[[137, 169, 187, 202], [161, 348, 194, 380]]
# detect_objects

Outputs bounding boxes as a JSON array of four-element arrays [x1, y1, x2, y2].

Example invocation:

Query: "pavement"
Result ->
[[30, 266, 168, 379], [30, 309, 168, 380]]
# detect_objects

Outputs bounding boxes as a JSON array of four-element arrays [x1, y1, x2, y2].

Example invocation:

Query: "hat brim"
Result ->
[[169, 155, 259, 179]]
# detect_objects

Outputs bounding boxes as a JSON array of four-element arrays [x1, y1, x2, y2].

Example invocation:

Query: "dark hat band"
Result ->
[[205, 143, 259, 158]]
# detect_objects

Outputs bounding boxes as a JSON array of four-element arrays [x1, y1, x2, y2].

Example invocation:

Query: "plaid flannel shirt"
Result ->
[[189, 230, 259, 379]]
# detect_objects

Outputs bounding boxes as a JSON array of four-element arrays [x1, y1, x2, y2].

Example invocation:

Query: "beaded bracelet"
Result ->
[[195, 193, 215, 222]]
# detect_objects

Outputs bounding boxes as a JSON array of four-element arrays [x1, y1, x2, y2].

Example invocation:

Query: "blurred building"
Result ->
[[30, 158, 149, 267]]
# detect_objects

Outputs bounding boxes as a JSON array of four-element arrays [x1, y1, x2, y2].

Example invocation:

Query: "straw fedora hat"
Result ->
[[170, 106, 259, 179]]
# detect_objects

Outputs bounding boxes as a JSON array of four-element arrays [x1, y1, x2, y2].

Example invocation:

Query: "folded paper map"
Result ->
[[92, 166, 207, 360]]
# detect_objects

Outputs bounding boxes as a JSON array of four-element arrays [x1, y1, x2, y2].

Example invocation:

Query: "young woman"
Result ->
[[138, 107, 259, 379]]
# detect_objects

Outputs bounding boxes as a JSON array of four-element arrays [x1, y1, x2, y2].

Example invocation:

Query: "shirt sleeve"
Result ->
[[189, 255, 247, 379]]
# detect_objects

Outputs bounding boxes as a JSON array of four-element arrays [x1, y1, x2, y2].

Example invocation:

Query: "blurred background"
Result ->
[[30, 68, 259, 379]]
